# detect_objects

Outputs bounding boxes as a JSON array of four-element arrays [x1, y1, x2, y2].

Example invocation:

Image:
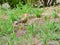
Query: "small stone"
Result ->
[[2, 3, 10, 10], [47, 41, 59, 45], [38, 42, 44, 45], [56, 36, 60, 41], [14, 21, 18, 25]]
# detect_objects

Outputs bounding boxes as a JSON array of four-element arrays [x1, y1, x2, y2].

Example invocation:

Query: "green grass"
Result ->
[[51, 11, 58, 18], [0, 5, 60, 45]]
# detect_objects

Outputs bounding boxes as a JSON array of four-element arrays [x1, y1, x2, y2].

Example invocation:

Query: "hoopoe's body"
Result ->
[[18, 14, 28, 23]]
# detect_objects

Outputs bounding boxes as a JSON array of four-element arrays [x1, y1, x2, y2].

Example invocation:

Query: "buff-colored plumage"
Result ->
[[19, 14, 28, 23]]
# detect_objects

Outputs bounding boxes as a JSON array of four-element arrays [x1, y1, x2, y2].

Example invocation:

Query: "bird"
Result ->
[[18, 14, 28, 23]]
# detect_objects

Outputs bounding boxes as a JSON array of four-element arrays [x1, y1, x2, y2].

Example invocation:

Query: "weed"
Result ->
[[31, 8, 45, 18], [51, 11, 58, 18], [46, 21, 59, 32]]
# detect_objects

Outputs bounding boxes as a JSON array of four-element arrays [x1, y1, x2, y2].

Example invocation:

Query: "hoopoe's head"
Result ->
[[23, 13, 28, 18]]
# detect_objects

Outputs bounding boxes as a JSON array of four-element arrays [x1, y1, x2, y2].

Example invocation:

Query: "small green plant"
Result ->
[[40, 20, 59, 43], [46, 21, 59, 32], [51, 11, 58, 18], [26, 22, 40, 37], [43, 36, 47, 44], [31, 8, 44, 18], [0, 19, 13, 35], [52, 34, 58, 40], [44, 16, 50, 21]]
